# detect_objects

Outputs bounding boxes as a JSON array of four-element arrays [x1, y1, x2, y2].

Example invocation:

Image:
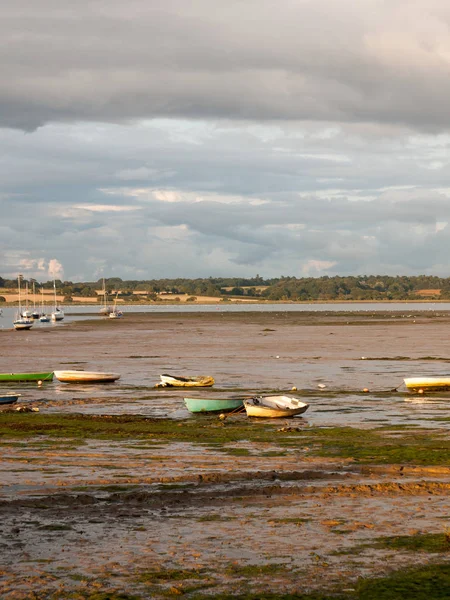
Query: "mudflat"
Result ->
[[1, 310, 450, 599]]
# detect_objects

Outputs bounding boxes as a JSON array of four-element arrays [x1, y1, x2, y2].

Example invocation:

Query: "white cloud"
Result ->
[[48, 259, 64, 280], [73, 204, 142, 213]]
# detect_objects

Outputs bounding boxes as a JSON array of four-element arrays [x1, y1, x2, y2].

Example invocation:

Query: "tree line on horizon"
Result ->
[[1, 274, 450, 301]]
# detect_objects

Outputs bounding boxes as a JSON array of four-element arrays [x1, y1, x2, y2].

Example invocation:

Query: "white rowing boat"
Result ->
[[54, 370, 121, 384], [244, 395, 309, 418]]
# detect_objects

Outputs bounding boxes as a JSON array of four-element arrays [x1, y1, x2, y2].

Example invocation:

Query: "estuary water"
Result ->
[[2, 300, 450, 329], [2, 307, 450, 430]]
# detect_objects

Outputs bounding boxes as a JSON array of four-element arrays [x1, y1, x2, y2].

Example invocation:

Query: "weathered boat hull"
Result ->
[[54, 370, 121, 384], [0, 394, 20, 405], [0, 372, 53, 382], [184, 397, 243, 413], [404, 377, 450, 392], [244, 395, 309, 418], [159, 374, 215, 387]]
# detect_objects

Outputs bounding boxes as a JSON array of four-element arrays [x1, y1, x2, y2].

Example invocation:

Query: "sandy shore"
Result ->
[[1, 311, 450, 599]]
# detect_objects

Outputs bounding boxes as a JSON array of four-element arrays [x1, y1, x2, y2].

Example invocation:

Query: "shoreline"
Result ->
[[2, 298, 450, 307]]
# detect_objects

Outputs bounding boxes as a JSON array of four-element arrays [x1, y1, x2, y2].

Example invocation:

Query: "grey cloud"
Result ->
[[2, 1, 450, 130]]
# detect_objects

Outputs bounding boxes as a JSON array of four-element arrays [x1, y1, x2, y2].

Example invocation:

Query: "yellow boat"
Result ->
[[404, 377, 450, 392], [157, 374, 215, 387]]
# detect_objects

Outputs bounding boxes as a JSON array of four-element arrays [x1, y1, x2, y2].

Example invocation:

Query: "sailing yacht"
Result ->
[[13, 275, 33, 330], [99, 278, 112, 315], [21, 281, 33, 319], [39, 287, 50, 322], [109, 292, 123, 318], [51, 280, 64, 321], [31, 282, 40, 319]]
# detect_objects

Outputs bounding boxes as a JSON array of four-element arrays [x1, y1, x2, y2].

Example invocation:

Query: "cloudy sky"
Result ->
[[2, 0, 450, 282]]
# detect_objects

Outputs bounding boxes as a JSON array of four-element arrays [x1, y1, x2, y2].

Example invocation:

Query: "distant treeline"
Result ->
[[1, 274, 449, 301]]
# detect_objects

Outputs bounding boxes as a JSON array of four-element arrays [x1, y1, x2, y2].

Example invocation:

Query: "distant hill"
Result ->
[[1, 275, 450, 302]]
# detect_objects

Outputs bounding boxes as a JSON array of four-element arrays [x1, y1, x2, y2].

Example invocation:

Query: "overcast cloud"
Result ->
[[2, 0, 450, 281]]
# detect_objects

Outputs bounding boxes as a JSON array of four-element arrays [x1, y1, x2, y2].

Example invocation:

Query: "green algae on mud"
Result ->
[[1, 413, 450, 464], [129, 563, 450, 600]]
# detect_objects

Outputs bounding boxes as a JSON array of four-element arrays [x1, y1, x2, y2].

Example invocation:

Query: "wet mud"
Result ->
[[1, 311, 450, 598]]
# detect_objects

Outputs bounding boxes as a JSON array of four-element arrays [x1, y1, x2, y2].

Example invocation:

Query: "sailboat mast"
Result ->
[[17, 275, 22, 314]]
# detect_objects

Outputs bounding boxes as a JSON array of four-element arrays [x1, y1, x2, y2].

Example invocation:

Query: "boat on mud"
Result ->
[[404, 377, 450, 392], [184, 396, 243, 414], [244, 395, 309, 418], [54, 370, 121, 384], [0, 372, 54, 382], [157, 374, 215, 387], [0, 394, 21, 405]]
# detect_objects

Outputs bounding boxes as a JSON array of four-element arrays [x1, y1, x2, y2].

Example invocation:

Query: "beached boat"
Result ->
[[0, 372, 54, 382], [54, 370, 121, 383], [158, 374, 215, 387], [184, 397, 243, 414], [404, 377, 450, 392], [244, 395, 309, 418], [0, 394, 21, 405]]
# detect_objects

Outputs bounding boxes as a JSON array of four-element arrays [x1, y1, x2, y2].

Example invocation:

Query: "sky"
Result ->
[[2, 0, 450, 282]]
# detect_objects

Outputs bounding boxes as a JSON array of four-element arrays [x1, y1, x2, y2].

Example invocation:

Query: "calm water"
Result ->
[[2, 301, 450, 329]]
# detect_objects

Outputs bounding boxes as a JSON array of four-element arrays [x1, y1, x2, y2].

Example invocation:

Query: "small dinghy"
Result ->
[[157, 374, 215, 387], [0, 372, 53, 382], [0, 394, 21, 405], [244, 395, 309, 418], [184, 397, 243, 414], [54, 370, 121, 384]]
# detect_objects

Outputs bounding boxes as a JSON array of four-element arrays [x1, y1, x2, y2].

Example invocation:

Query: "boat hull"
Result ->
[[54, 370, 121, 384], [0, 394, 20, 405], [244, 395, 309, 418], [0, 372, 53, 382], [404, 377, 450, 392], [159, 374, 215, 387], [13, 320, 33, 330], [184, 397, 243, 413]]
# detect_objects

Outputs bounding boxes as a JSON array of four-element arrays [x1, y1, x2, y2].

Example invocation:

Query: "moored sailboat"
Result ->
[[51, 280, 64, 322], [31, 282, 40, 319], [39, 287, 50, 322], [109, 292, 123, 318], [13, 275, 33, 331], [21, 281, 33, 319], [99, 278, 113, 315]]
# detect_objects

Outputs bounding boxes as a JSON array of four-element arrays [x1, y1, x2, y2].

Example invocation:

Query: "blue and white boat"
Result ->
[[0, 394, 21, 405]]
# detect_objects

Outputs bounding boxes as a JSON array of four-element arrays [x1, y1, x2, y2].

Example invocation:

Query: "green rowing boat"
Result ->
[[0, 372, 54, 382], [184, 397, 243, 414]]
